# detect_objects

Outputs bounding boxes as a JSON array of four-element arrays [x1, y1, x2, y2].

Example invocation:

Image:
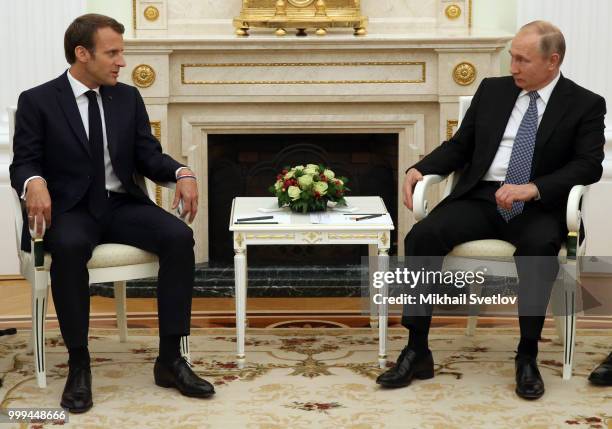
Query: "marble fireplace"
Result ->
[[122, 0, 513, 264]]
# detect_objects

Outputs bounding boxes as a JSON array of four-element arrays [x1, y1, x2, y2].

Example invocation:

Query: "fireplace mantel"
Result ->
[[121, 1, 512, 262]]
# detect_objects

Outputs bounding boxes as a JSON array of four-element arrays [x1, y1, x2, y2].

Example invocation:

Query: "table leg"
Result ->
[[378, 247, 389, 369], [368, 244, 378, 328], [234, 248, 247, 369]]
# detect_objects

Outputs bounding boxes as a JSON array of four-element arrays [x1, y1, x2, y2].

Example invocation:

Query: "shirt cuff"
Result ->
[[21, 176, 45, 200], [175, 167, 192, 179]]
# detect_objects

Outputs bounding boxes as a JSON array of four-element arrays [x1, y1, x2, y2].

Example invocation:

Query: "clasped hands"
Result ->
[[402, 168, 539, 210]]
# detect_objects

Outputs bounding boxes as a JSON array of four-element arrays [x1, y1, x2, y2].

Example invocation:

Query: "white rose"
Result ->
[[306, 164, 319, 171], [287, 186, 301, 201], [323, 169, 335, 180], [284, 170, 295, 179], [313, 181, 328, 196], [274, 180, 283, 191], [334, 179, 344, 186], [294, 165, 305, 171], [304, 168, 317, 176], [298, 174, 313, 188]]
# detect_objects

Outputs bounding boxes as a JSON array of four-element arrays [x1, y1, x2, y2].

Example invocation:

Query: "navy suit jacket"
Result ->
[[412, 75, 606, 213], [9, 71, 184, 249]]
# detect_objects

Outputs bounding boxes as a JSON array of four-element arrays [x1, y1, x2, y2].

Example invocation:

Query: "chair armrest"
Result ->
[[566, 185, 586, 233], [413, 174, 447, 221]]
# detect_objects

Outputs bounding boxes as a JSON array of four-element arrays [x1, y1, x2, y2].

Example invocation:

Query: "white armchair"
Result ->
[[8, 107, 190, 388], [412, 96, 586, 380]]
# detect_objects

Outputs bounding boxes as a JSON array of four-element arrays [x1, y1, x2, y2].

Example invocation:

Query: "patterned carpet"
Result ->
[[0, 325, 611, 428]]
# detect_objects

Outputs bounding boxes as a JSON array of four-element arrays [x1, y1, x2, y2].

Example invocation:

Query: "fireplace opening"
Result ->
[[208, 133, 399, 266]]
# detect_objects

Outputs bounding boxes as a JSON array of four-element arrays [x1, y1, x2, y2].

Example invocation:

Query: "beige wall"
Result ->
[[87, 0, 133, 37], [473, 0, 518, 75]]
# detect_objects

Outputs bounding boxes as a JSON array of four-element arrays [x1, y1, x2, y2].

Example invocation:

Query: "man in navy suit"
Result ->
[[10, 14, 214, 413], [376, 21, 606, 399]]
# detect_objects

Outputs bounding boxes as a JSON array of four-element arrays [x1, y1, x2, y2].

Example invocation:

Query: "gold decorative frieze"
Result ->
[[132, 64, 156, 88], [181, 61, 426, 85], [303, 232, 323, 244], [453, 62, 476, 86], [245, 234, 295, 240], [233, 0, 367, 37], [235, 233, 244, 248], [446, 120, 458, 140], [328, 233, 379, 240], [445, 4, 462, 20], [143, 5, 160, 21], [150, 121, 162, 206]]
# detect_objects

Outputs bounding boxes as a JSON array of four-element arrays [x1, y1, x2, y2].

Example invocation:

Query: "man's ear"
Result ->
[[549, 53, 561, 70], [74, 45, 91, 63]]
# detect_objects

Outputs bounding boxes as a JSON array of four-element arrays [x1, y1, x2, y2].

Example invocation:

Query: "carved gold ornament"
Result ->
[[445, 4, 462, 20], [446, 120, 458, 140], [288, 0, 315, 6], [143, 5, 160, 21], [233, 0, 367, 37], [453, 62, 476, 86], [150, 121, 162, 205], [132, 64, 156, 88]]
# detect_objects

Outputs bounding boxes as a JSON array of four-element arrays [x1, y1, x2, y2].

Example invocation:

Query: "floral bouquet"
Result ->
[[269, 164, 350, 213]]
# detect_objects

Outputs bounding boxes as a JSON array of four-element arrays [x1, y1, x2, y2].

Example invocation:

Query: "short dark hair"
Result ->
[[64, 14, 124, 64]]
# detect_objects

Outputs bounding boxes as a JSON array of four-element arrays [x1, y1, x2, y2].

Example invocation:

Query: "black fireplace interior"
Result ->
[[208, 133, 399, 266]]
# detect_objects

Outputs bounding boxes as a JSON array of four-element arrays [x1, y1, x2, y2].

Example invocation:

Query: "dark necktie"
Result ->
[[498, 91, 540, 222], [85, 90, 108, 217]]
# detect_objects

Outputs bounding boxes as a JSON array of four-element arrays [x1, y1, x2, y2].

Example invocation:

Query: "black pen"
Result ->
[[235, 221, 279, 224], [354, 214, 384, 221], [343, 213, 384, 216], [236, 216, 274, 222]]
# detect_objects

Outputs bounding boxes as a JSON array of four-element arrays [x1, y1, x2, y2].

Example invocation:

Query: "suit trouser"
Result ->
[[44, 192, 195, 349], [401, 181, 565, 340]]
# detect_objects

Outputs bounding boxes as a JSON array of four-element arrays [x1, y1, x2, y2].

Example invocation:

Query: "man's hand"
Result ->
[[495, 183, 539, 210], [173, 169, 198, 223], [25, 178, 52, 237], [402, 168, 424, 210]]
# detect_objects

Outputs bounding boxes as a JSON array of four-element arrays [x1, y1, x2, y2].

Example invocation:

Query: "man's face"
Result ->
[[509, 30, 559, 91], [82, 27, 125, 86]]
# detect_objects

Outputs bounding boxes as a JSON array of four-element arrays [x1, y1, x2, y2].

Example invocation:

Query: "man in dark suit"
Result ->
[[9, 14, 215, 413], [376, 21, 606, 399]]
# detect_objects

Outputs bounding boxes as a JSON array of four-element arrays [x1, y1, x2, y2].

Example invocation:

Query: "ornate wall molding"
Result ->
[[143, 6, 160, 21], [181, 61, 426, 85], [452, 62, 476, 86], [446, 120, 458, 140], [132, 64, 156, 88]]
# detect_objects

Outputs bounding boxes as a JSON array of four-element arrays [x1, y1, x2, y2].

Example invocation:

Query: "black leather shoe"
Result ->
[[589, 352, 612, 386], [154, 357, 215, 398], [60, 363, 93, 413], [515, 354, 545, 400], [376, 347, 434, 388]]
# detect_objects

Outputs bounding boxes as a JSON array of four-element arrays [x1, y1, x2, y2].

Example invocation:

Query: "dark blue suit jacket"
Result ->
[[9, 71, 184, 249]]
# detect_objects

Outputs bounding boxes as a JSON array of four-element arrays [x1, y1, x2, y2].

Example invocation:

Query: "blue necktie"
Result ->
[[498, 91, 539, 222]]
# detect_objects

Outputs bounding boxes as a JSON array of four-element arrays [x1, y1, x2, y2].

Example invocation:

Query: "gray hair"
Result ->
[[520, 20, 566, 65]]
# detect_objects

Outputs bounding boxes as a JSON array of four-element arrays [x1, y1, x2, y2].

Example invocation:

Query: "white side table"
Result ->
[[229, 196, 394, 369]]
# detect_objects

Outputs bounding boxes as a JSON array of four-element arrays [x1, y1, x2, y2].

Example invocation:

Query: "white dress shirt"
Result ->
[[482, 72, 561, 182], [66, 69, 125, 192], [22, 70, 190, 199]]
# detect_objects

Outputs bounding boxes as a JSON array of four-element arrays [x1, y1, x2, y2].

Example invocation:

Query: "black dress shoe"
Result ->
[[376, 347, 434, 388], [589, 352, 612, 386], [154, 357, 215, 398], [515, 354, 545, 400], [60, 363, 93, 413]]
